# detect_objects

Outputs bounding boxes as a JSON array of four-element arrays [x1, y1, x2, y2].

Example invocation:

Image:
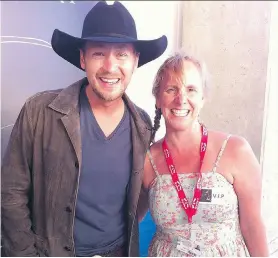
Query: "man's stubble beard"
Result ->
[[91, 84, 125, 102]]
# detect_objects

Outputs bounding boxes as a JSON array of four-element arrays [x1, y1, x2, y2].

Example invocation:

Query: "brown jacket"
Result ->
[[1, 78, 152, 257]]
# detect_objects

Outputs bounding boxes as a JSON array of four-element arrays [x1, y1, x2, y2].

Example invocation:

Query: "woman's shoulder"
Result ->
[[208, 129, 252, 157], [149, 138, 163, 154]]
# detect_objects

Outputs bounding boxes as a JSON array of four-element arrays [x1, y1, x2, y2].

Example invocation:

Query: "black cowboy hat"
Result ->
[[51, 1, 168, 70]]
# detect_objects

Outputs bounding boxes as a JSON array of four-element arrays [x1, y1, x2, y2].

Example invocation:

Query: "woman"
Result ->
[[141, 51, 269, 256]]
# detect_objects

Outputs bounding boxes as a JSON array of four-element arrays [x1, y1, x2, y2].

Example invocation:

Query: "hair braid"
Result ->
[[151, 106, 162, 144]]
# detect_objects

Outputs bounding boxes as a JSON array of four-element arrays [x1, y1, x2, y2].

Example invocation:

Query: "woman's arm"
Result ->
[[231, 136, 269, 256], [137, 186, 149, 222]]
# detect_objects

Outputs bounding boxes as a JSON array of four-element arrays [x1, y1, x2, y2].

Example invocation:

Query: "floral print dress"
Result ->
[[147, 135, 250, 257]]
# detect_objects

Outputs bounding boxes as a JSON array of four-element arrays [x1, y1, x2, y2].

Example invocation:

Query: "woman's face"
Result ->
[[156, 60, 204, 132]]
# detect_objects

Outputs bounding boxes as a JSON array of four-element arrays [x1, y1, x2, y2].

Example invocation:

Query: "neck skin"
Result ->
[[85, 84, 124, 114], [164, 122, 202, 154]]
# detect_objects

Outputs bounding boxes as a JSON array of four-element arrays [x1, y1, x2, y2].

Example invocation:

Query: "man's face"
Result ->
[[80, 42, 139, 102]]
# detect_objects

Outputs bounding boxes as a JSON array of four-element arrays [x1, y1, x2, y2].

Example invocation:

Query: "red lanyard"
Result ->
[[162, 124, 208, 223]]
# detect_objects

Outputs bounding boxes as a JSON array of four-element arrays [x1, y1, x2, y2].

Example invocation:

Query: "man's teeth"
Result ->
[[171, 109, 190, 117], [100, 78, 119, 84]]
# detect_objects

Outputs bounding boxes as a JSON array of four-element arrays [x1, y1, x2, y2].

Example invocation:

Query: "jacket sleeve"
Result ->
[[1, 102, 38, 256], [136, 109, 152, 221], [141, 110, 153, 131], [137, 187, 149, 222], [137, 108, 153, 143]]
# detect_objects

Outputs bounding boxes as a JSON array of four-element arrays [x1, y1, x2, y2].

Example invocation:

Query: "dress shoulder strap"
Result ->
[[146, 149, 160, 177], [212, 134, 231, 173]]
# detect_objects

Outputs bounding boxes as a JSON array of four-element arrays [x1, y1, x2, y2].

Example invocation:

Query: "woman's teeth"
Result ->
[[171, 109, 190, 117], [100, 78, 120, 84]]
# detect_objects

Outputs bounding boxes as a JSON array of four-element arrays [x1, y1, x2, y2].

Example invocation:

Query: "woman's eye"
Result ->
[[189, 88, 197, 92], [166, 88, 175, 93]]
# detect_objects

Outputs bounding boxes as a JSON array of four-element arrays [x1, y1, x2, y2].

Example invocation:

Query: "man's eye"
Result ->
[[92, 52, 104, 57], [118, 52, 128, 58]]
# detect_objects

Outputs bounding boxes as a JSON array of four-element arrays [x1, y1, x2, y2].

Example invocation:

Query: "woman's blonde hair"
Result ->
[[150, 50, 209, 143], [152, 50, 209, 98]]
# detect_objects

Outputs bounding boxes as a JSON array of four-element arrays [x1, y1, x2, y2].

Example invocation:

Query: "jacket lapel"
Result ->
[[60, 111, 82, 164], [48, 78, 86, 165]]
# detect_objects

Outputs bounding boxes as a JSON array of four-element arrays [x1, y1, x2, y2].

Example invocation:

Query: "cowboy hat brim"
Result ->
[[51, 29, 168, 70]]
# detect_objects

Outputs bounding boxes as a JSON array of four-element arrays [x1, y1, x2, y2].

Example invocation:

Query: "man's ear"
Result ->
[[133, 53, 140, 72], [80, 49, 86, 70]]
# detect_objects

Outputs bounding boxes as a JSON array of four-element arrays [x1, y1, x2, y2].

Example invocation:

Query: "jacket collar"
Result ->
[[48, 77, 150, 135], [48, 78, 85, 115]]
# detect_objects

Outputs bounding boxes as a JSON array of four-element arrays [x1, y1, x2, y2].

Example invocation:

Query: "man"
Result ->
[[1, 1, 167, 257]]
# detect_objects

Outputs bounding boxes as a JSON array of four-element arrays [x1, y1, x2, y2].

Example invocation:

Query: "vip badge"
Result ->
[[200, 188, 225, 204]]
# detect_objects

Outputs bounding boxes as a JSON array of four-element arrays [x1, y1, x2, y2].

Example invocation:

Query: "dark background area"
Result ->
[[1, 1, 97, 159]]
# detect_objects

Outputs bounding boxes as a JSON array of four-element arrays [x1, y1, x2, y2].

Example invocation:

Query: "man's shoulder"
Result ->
[[25, 89, 62, 108], [133, 104, 148, 117], [24, 78, 86, 110], [132, 103, 152, 128]]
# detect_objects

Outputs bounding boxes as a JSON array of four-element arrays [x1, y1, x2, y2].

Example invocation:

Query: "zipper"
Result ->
[[71, 161, 81, 256]]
